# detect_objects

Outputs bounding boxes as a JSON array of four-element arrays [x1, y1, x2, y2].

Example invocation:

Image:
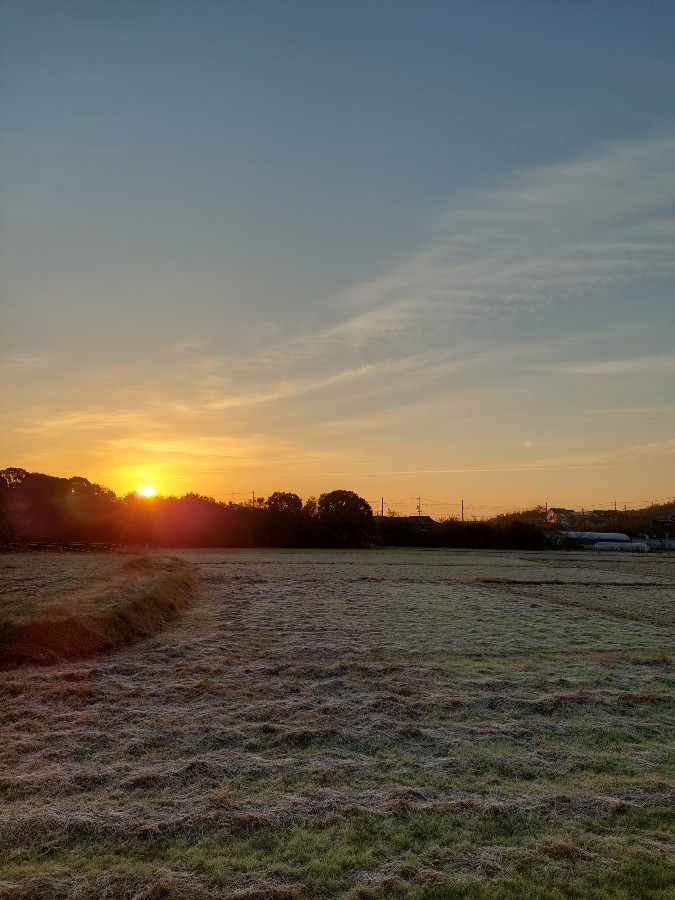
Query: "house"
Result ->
[[402, 516, 437, 529], [547, 508, 614, 526], [546, 507, 575, 525]]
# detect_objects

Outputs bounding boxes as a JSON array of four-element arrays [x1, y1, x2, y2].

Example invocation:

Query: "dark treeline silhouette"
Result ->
[[1, 467, 547, 550], [373, 516, 544, 550], [0, 470, 374, 549]]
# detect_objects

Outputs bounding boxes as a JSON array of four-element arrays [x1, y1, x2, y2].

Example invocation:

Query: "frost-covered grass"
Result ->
[[0, 549, 673, 898], [0, 554, 195, 665]]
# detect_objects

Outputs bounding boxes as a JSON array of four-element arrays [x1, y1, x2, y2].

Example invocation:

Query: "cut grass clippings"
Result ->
[[0, 555, 195, 666]]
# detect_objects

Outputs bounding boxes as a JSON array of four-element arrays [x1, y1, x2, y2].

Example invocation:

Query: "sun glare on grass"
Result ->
[[137, 485, 156, 497]]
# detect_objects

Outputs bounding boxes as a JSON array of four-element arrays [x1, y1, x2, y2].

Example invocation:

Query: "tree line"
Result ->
[[0, 468, 545, 549]]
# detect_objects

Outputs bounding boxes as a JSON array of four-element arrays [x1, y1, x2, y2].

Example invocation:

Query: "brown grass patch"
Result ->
[[0, 556, 196, 667]]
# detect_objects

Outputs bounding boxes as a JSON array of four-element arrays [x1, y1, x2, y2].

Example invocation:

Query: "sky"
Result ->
[[2, 0, 674, 517]]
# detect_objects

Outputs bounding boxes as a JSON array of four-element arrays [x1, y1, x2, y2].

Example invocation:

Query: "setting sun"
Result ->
[[137, 485, 156, 497]]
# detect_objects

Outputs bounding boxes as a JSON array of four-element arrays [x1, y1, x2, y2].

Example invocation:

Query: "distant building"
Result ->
[[555, 530, 631, 548], [402, 516, 437, 529], [547, 508, 617, 526], [547, 507, 575, 525]]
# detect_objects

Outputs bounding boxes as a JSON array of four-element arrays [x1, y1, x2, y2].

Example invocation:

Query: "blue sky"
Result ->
[[2, 1, 674, 514]]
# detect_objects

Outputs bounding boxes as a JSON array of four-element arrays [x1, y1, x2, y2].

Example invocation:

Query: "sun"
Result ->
[[136, 484, 156, 497]]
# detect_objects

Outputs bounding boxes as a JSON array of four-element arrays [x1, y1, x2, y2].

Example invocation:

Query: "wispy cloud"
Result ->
[[204, 361, 397, 411], [2, 355, 51, 370], [252, 131, 675, 369], [39, 409, 147, 431], [168, 340, 204, 355], [35, 131, 667, 428], [316, 437, 675, 479], [558, 355, 675, 376]]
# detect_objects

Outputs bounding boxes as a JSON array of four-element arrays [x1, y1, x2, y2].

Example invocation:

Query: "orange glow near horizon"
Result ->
[[136, 484, 156, 497]]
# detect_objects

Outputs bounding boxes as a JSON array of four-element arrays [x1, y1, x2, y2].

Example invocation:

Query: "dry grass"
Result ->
[[0, 554, 195, 666], [0, 548, 673, 898]]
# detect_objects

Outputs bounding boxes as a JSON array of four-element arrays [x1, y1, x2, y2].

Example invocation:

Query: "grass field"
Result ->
[[0, 548, 673, 898]]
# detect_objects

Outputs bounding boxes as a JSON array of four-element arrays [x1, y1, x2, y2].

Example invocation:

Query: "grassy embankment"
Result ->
[[0, 549, 673, 898], [0, 554, 195, 666]]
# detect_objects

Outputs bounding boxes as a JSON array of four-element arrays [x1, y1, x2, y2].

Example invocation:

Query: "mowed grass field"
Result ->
[[0, 548, 673, 899]]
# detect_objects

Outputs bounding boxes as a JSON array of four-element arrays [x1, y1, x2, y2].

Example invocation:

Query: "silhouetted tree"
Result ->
[[303, 497, 318, 518], [0, 467, 28, 487], [66, 478, 118, 540], [266, 492, 302, 515], [261, 491, 303, 546], [317, 490, 373, 546], [0, 469, 23, 540]]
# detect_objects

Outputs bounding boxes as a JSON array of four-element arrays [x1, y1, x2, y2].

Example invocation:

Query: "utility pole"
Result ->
[[461, 499, 464, 523], [252, 490, 255, 505], [417, 496, 421, 517], [381, 497, 384, 518]]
